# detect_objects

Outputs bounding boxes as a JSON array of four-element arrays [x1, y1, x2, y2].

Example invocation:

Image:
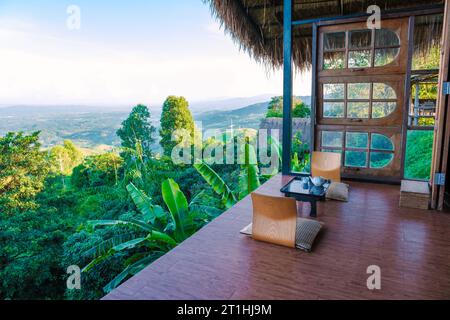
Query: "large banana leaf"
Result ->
[[238, 141, 260, 200], [82, 251, 114, 273], [103, 252, 164, 293], [87, 219, 154, 232], [268, 135, 282, 160], [81, 232, 137, 258], [161, 179, 188, 242], [238, 165, 260, 200], [82, 237, 147, 273], [189, 190, 222, 218], [194, 162, 237, 208], [126, 183, 165, 224], [262, 135, 282, 178], [112, 237, 147, 251], [146, 230, 178, 247], [82, 231, 176, 273]]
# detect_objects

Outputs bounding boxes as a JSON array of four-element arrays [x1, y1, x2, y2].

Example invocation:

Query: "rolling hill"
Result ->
[[0, 95, 311, 149]]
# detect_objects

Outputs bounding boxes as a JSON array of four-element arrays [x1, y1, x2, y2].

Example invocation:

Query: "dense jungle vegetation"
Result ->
[[0, 96, 277, 300]]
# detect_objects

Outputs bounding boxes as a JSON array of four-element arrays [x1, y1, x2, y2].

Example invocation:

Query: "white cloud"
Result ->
[[0, 18, 311, 107]]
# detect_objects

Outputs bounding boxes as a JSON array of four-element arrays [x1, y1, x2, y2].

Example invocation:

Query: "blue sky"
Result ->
[[0, 0, 310, 106]]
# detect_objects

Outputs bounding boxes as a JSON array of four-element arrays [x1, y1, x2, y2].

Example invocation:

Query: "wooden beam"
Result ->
[[430, 0, 450, 210], [401, 16, 416, 180]]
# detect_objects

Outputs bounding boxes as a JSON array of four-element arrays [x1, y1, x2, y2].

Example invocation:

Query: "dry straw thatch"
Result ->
[[204, 0, 444, 71]]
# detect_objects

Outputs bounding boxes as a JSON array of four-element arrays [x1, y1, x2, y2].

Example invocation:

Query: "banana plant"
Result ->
[[238, 140, 260, 200], [194, 136, 270, 207], [82, 178, 216, 293]]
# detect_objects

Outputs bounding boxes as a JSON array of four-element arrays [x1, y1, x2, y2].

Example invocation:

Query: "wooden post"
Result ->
[[430, 0, 450, 210]]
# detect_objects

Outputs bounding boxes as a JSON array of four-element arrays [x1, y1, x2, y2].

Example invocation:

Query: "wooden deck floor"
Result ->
[[104, 175, 450, 300]]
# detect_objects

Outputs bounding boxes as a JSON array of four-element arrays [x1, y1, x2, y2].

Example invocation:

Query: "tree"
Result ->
[[160, 96, 195, 156], [266, 96, 310, 118], [50, 140, 83, 176], [71, 153, 123, 189], [0, 208, 67, 299], [116, 104, 156, 161], [0, 132, 52, 214]]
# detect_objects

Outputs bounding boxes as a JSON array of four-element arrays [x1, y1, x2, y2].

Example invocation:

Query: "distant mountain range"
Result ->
[[0, 95, 311, 149], [196, 95, 311, 130], [189, 94, 275, 114], [0, 95, 277, 117]]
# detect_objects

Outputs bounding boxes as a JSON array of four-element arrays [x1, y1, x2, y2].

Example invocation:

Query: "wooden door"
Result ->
[[316, 18, 410, 181]]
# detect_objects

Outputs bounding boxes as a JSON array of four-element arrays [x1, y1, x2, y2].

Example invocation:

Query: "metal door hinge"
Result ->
[[443, 82, 450, 95], [434, 173, 446, 186]]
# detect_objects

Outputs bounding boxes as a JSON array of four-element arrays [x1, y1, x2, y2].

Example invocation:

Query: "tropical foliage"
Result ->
[[0, 132, 52, 214], [265, 96, 311, 118], [0, 100, 275, 300]]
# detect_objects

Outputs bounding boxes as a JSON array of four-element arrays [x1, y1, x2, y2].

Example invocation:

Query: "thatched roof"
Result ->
[[205, 0, 444, 70]]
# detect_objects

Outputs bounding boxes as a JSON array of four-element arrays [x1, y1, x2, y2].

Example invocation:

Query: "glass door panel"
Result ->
[[316, 18, 409, 180]]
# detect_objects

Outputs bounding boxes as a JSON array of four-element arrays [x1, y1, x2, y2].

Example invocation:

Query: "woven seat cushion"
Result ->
[[240, 218, 323, 252], [326, 182, 349, 202]]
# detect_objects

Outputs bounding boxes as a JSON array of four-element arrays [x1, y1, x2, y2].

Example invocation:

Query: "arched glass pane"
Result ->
[[372, 102, 396, 118], [370, 152, 394, 168], [371, 134, 394, 151], [373, 83, 396, 99], [374, 48, 399, 66], [375, 29, 400, 47]]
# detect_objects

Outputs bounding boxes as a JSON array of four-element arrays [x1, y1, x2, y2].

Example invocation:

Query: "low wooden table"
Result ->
[[280, 177, 330, 217]]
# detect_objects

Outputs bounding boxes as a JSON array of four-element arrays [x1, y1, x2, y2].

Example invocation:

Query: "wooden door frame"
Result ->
[[431, 0, 450, 211], [315, 18, 409, 182]]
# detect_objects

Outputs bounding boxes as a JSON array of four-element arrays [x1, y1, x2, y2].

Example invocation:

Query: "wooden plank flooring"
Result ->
[[104, 175, 450, 300]]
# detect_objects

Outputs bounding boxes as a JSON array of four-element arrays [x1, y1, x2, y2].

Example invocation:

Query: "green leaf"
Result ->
[[161, 179, 188, 241], [126, 182, 164, 224], [112, 237, 147, 251], [86, 219, 152, 232], [146, 230, 178, 247], [103, 252, 164, 293], [103, 266, 132, 294], [194, 162, 237, 208], [238, 141, 260, 199], [238, 165, 260, 200], [81, 232, 137, 258], [82, 251, 114, 273]]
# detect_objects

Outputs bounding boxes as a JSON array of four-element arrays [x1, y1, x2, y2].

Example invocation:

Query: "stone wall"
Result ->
[[259, 117, 311, 144]]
